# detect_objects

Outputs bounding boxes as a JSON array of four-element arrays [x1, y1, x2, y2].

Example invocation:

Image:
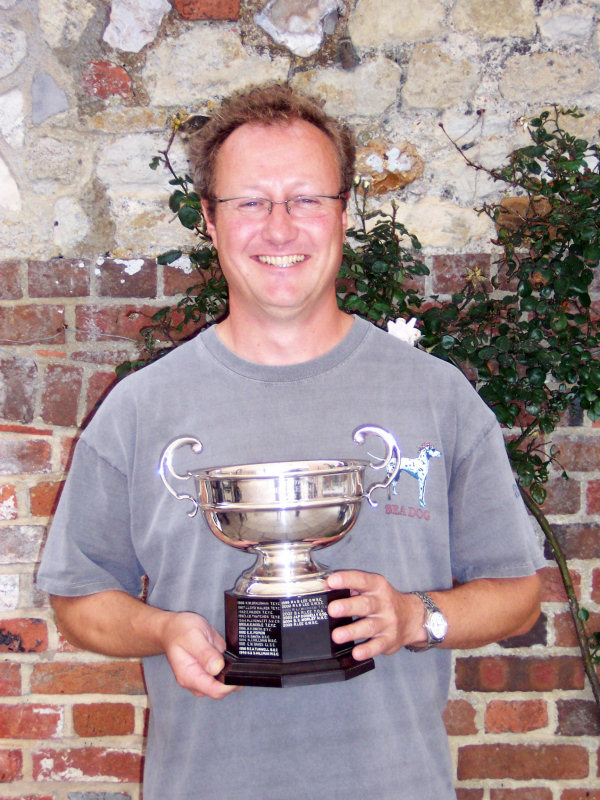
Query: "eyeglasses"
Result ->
[[214, 194, 344, 219]]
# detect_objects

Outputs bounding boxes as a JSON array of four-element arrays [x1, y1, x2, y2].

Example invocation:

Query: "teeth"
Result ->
[[257, 254, 305, 267]]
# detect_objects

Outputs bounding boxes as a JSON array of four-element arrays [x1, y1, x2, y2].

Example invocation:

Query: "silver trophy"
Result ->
[[159, 425, 401, 687]]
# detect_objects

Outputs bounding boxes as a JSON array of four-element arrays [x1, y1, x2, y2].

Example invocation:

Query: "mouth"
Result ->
[[256, 254, 307, 268]]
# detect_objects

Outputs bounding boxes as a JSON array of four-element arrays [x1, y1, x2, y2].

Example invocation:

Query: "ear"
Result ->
[[201, 199, 218, 248]]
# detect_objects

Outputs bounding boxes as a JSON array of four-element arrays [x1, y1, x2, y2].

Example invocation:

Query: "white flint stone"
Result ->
[[0, 156, 21, 211], [453, 0, 536, 39], [538, 6, 594, 45], [292, 58, 401, 118], [53, 197, 90, 252], [144, 27, 289, 105], [349, 0, 445, 47], [0, 574, 18, 607], [500, 52, 600, 103], [394, 197, 490, 249], [97, 133, 188, 198], [0, 23, 27, 79], [0, 89, 24, 147], [39, 0, 96, 48], [103, 0, 171, 53], [255, 0, 341, 57], [403, 45, 479, 109]]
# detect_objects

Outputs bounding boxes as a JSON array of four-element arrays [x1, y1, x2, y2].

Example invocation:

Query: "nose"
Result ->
[[261, 201, 298, 243]]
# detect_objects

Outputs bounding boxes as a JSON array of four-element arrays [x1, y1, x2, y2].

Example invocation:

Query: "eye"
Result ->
[[296, 196, 322, 206], [236, 198, 267, 211]]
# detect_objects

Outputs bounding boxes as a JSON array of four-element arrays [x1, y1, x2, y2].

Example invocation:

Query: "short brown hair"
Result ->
[[187, 84, 355, 215]]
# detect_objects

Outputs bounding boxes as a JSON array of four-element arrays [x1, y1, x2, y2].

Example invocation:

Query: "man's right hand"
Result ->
[[161, 611, 240, 699], [51, 591, 240, 700]]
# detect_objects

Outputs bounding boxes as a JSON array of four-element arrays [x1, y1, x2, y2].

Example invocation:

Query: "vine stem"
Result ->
[[520, 486, 600, 707]]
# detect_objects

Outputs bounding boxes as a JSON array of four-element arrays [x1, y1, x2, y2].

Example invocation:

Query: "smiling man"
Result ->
[[38, 85, 543, 800]]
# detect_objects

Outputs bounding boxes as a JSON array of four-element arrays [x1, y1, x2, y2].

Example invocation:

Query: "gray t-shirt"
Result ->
[[38, 316, 543, 800]]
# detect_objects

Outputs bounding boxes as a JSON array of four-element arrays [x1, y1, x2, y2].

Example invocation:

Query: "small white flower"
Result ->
[[387, 317, 422, 346]]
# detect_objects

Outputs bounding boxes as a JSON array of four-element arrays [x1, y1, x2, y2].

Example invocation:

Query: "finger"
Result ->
[[327, 570, 377, 593], [328, 591, 378, 620]]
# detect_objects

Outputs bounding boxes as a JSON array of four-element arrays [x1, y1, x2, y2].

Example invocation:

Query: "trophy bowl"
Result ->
[[159, 425, 401, 687]]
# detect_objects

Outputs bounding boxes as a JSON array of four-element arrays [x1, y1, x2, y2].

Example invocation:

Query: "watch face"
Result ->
[[428, 611, 448, 641]]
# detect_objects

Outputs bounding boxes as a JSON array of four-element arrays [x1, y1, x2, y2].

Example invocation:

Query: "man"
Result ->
[[38, 85, 543, 800]]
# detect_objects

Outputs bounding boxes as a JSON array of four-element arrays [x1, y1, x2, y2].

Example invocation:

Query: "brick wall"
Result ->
[[1, 252, 599, 799]]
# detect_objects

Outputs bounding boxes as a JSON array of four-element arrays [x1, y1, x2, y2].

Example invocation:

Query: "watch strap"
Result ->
[[406, 591, 447, 652]]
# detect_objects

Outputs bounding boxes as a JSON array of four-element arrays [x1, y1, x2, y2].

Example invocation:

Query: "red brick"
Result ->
[[30, 480, 63, 517], [542, 474, 581, 515], [491, 790, 552, 800], [0, 356, 37, 423], [587, 479, 600, 515], [457, 743, 588, 780], [0, 526, 45, 564], [0, 749, 22, 782], [97, 258, 157, 298], [456, 792, 483, 800], [32, 746, 142, 782], [0, 618, 48, 653], [455, 656, 585, 692], [0, 795, 54, 800], [75, 303, 164, 342], [73, 702, 135, 736], [0, 261, 23, 300], [82, 61, 133, 99], [0, 423, 51, 435], [0, 438, 52, 476], [551, 432, 600, 472], [31, 662, 146, 695], [85, 370, 118, 421], [557, 698, 600, 735], [443, 699, 477, 735], [485, 699, 548, 733], [545, 524, 600, 560], [593, 568, 600, 603], [0, 485, 17, 520], [539, 565, 581, 601], [561, 792, 600, 800], [28, 258, 90, 297], [40, 364, 83, 427], [431, 253, 491, 294], [163, 262, 203, 296], [0, 305, 65, 346], [0, 704, 62, 738], [499, 611, 547, 648], [555, 609, 600, 647], [172, 0, 240, 19], [0, 663, 20, 695]]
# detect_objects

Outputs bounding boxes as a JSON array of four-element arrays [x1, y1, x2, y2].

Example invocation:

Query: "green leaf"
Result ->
[[178, 206, 201, 228], [157, 249, 183, 265]]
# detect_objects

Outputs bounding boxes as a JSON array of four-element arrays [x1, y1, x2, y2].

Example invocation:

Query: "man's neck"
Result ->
[[216, 309, 354, 366]]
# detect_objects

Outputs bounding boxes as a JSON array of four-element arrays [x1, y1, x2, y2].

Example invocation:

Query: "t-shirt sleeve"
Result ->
[[37, 437, 145, 598], [448, 413, 546, 584]]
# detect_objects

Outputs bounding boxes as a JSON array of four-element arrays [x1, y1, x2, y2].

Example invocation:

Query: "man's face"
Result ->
[[203, 120, 347, 324]]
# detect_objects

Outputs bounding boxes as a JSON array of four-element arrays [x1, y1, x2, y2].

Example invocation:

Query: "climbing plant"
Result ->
[[119, 107, 600, 702]]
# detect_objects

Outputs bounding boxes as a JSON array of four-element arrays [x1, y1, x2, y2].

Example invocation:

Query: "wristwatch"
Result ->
[[406, 591, 448, 652]]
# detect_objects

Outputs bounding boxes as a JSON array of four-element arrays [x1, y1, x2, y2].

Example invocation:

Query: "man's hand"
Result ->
[[51, 591, 240, 700], [161, 612, 240, 700], [326, 571, 425, 661], [326, 570, 542, 660]]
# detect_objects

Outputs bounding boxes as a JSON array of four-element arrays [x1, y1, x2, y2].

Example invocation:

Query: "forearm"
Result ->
[[327, 571, 541, 659], [428, 573, 541, 650], [51, 590, 174, 657]]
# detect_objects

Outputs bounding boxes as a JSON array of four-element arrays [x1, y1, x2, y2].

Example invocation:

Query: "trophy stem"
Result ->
[[231, 542, 330, 598]]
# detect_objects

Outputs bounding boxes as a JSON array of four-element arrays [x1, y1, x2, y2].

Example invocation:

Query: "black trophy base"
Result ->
[[221, 588, 375, 688]]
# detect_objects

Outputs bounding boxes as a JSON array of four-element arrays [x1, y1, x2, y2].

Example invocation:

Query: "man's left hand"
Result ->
[[326, 570, 426, 660]]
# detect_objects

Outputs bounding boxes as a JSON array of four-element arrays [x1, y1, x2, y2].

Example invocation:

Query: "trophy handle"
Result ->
[[353, 425, 402, 508], [158, 436, 204, 517]]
